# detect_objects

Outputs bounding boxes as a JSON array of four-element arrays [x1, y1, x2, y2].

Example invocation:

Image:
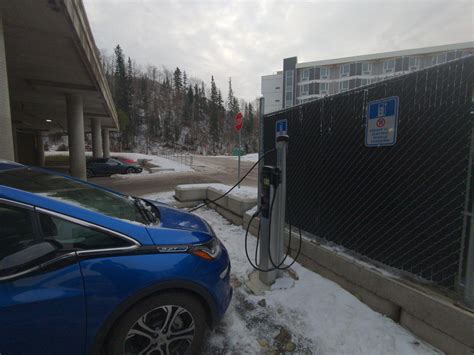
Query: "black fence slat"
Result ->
[[263, 56, 474, 290]]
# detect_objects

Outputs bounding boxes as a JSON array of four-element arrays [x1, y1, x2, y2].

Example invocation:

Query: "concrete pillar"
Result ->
[[36, 131, 46, 166], [91, 118, 103, 158], [66, 94, 86, 179], [102, 128, 110, 158], [0, 14, 14, 161]]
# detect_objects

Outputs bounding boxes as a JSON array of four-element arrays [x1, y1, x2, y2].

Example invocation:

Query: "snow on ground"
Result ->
[[46, 151, 192, 178], [142, 190, 177, 204], [111, 152, 192, 173], [177, 183, 257, 199], [206, 153, 259, 163], [143, 191, 439, 354], [239, 153, 259, 162]]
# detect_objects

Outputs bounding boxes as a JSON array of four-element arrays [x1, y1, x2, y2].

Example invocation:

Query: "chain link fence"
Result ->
[[158, 151, 194, 167], [263, 56, 473, 295]]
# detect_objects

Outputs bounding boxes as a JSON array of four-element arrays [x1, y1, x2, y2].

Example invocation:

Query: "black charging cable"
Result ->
[[189, 149, 275, 213], [245, 190, 303, 273], [187, 146, 303, 273]]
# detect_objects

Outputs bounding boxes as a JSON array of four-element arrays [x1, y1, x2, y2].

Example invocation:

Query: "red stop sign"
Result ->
[[234, 112, 243, 131]]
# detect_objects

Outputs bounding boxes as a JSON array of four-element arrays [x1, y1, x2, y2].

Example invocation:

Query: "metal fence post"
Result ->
[[258, 97, 265, 210], [463, 118, 474, 309], [464, 201, 474, 308]]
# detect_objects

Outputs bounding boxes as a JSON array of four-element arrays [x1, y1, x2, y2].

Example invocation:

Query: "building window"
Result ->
[[339, 80, 349, 92], [383, 59, 395, 73], [432, 53, 447, 65], [340, 64, 350, 77], [275, 86, 280, 90], [275, 99, 280, 102], [285, 70, 294, 89], [300, 84, 309, 96], [362, 62, 372, 75], [284, 70, 294, 108], [360, 78, 369, 87], [320, 82, 329, 95], [300, 69, 309, 82], [320, 67, 329, 79], [285, 92, 293, 108], [408, 57, 419, 71]]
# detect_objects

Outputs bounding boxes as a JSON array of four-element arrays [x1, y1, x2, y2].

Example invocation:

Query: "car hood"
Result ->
[[145, 200, 214, 245]]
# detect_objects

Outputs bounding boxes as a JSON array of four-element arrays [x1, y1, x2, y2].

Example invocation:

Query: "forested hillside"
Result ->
[[101, 45, 259, 155]]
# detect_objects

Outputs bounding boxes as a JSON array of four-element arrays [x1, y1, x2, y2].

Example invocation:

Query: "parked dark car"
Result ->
[[112, 156, 137, 164], [86, 158, 142, 177]]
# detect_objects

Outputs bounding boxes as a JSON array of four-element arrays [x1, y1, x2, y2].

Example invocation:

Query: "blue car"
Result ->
[[0, 161, 232, 355]]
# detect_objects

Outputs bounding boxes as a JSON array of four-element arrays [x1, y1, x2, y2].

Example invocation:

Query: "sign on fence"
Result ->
[[275, 119, 288, 138], [365, 96, 399, 147]]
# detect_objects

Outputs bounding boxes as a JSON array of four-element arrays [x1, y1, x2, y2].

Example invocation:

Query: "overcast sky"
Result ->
[[83, 0, 473, 102]]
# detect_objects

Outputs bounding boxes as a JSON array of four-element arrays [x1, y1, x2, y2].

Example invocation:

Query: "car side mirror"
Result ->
[[0, 241, 58, 272]]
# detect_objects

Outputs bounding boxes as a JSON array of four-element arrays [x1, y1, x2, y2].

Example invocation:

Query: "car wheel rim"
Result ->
[[124, 305, 195, 355]]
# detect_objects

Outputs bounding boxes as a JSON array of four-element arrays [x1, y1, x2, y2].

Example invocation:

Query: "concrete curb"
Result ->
[[175, 184, 257, 221]]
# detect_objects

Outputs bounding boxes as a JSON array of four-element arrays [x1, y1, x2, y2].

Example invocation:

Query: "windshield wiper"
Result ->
[[132, 197, 157, 224]]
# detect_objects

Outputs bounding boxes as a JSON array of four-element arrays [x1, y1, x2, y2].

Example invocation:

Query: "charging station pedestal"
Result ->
[[258, 135, 289, 286], [246, 125, 294, 295]]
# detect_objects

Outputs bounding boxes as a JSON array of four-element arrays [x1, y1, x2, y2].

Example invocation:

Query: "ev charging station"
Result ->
[[259, 131, 288, 285], [246, 118, 295, 291]]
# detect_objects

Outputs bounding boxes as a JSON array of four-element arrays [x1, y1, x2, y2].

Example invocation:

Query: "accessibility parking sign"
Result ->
[[275, 119, 288, 138], [365, 96, 399, 147]]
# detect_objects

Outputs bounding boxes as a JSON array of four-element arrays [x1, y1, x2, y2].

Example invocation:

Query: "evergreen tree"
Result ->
[[162, 77, 173, 144], [209, 76, 219, 150], [182, 71, 188, 93], [113, 45, 128, 118], [173, 67, 183, 93], [244, 102, 256, 152], [183, 86, 193, 126], [103, 46, 256, 154]]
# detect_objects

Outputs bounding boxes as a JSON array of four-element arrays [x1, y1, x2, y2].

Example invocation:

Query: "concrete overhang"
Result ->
[[0, 0, 118, 134]]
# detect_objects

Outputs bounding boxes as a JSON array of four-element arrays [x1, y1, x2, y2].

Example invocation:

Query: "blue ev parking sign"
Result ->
[[365, 96, 399, 147], [275, 119, 288, 138]]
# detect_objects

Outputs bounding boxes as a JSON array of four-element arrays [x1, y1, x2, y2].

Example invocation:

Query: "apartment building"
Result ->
[[261, 42, 474, 114]]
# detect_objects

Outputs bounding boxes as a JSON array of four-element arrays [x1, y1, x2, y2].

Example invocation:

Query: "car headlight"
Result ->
[[191, 237, 222, 261]]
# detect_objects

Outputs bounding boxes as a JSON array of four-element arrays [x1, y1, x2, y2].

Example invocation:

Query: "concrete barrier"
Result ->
[[227, 195, 256, 216], [207, 186, 229, 209], [175, 185, 208, 202], [175, 184, 257, 218]]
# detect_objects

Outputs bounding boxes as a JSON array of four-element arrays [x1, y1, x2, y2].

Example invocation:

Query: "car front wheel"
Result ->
[[107, 292, 207, 355]]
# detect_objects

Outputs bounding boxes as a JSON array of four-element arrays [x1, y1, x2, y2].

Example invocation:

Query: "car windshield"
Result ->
[[0, 168, 149, 225]]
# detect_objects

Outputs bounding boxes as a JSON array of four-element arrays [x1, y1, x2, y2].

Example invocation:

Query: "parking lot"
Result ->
[[99, 156, 257, 196]]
